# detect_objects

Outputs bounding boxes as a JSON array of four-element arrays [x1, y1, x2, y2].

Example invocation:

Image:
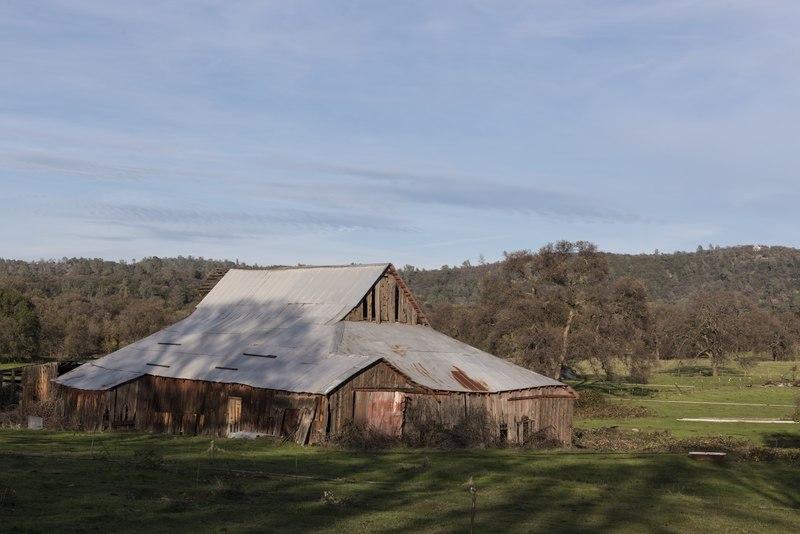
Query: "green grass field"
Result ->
[[572, 360, 800, 446], [1, 430, 798, 533], [1, 359, 799, 532]]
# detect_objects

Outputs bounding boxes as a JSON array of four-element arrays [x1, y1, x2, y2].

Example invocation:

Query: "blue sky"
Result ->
[[2, 1, 798, 268]]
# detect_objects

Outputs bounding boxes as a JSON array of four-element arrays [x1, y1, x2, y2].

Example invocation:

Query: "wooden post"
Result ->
[[469, 479, 477, 534]]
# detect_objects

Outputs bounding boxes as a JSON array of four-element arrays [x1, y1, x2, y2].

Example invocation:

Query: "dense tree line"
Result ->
[[1, 247, 798, 381], [413, 243, 800, 381], [0, 257, 243, 361], [607, 245, 800, 311]]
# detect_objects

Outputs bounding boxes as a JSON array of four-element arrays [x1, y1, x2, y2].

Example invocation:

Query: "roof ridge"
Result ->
[[227, 263, 390, 272]]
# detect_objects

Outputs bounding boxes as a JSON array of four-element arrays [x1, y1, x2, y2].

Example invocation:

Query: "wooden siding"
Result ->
[[56, 360, 573, 446], [60, 376, 325, 444], [345, 266, 428, 325], [327, 361, 417, 435], [20, 363, 59, 411], [327, 361, 574, 446], [403, 387, 574, 445]]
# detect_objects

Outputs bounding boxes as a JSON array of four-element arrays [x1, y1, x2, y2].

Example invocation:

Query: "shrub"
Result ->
[[521, 427, 562, 449], [574, 390, 651, 419], [402, 402, 499, 449], [329, 420, 398, 450], [573, 427, 675, 452], [320, 489, 353, 506], [573, 427, 800, 465]]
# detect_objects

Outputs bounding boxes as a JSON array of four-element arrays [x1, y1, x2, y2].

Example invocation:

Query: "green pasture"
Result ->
[[0, 362, 29, 372], [572, 360, 800, 446], [1, 430, 798, 533]]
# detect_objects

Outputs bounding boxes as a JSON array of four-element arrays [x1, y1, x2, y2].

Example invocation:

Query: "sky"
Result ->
[[2, 1, 799, 269]]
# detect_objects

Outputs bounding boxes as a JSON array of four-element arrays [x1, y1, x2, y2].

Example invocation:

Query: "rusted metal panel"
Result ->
[[353, 391, 405, 435], [450, 367, 489, 392], [327, 361, 413, 435]]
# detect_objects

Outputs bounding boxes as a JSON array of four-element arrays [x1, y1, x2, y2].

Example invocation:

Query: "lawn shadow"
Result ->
[[760, 431, 800, 448]]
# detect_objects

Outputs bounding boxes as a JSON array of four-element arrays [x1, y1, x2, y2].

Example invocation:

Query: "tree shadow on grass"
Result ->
[[760, 431, 800, 448], [3, 434, 800, 533], [671, 364, 744, 377]]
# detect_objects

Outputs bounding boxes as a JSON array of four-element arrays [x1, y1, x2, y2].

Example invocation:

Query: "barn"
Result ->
[[56, 264, 576, 445]]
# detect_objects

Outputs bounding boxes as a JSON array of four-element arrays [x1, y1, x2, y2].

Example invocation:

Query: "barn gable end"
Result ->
[[344, 265, 429, 326]]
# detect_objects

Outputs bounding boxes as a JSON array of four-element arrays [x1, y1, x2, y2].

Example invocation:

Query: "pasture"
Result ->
[[1, 430, 798, 533], [572, 360, 800, 447], [1, 358, 799, 533]]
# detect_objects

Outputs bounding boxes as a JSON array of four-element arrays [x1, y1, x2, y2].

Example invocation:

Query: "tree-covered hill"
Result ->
[[2, 246, 799, 377], [0, 257, 251, 360], [606, 245, 800, 311], [403, 245, 800, 313], [403, 244, 800, 379]]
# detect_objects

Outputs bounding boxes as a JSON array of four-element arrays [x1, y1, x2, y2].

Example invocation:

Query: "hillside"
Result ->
[[403, 245, 800, 313], [2, 245, 799, 363], [606, 245, 800, 310]]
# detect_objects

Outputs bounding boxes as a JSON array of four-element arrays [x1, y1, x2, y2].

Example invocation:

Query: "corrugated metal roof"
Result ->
[[198, 264, 389, 324], [56, 263, 565, 394], [338, 322, 563, 392]]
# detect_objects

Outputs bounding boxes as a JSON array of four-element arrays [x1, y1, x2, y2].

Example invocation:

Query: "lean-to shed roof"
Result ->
[[57, 264, 565, 394]]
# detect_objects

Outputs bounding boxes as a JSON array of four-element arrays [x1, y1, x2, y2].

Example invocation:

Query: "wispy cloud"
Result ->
[[3, 0, 800, 264], [68, 202, 406, 239], [260, 158, 643, 224]]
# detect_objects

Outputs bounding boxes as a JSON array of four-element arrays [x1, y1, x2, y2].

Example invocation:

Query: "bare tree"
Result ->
[[531, 241, 609, 378]]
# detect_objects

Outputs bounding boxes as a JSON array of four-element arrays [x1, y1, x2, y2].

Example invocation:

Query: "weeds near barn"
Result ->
[[0, 398, 78, 430], [320, 489, 352, 507], [205, 438, 225, 460], [328, 420, 398, 450]]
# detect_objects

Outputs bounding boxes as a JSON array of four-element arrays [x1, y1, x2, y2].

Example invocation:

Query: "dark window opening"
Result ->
[[394, 285, 400, 321]]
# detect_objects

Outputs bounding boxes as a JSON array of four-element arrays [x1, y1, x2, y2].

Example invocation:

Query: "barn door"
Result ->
[[353, 391, 405, 436], [227, 396, 242, 435]]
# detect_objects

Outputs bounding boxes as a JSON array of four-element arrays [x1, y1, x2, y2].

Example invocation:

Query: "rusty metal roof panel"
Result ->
[[338, 322, 564, 392]]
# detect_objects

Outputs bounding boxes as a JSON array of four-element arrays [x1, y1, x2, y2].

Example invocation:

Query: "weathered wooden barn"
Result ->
[[56, 264, 576, 445]]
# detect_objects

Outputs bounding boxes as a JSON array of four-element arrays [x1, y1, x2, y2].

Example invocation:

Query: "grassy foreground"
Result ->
[[1, 430, 798, 533]]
